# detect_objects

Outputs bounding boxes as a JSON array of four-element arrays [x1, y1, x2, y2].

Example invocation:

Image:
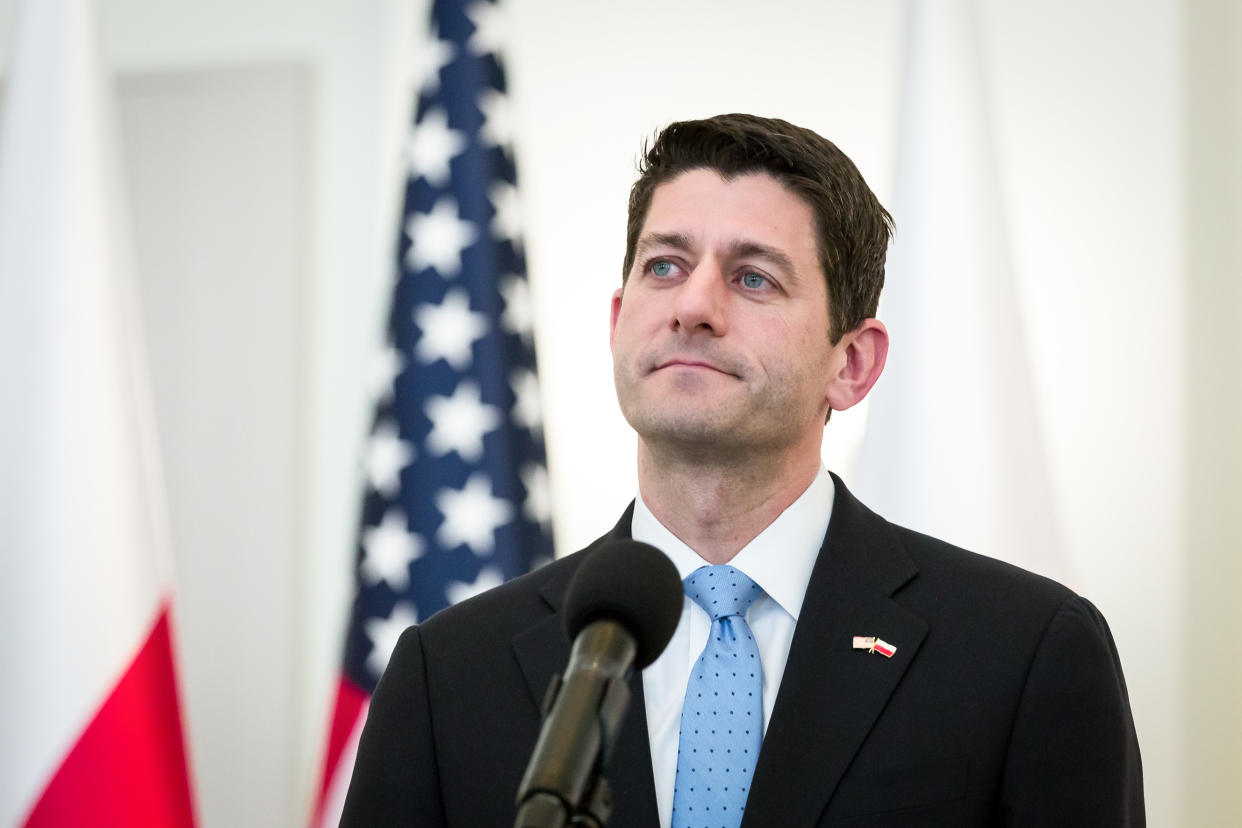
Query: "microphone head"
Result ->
[[563, 539, 683, 669]]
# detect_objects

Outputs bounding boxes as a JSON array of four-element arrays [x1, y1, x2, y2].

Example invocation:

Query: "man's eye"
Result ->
[[741, 272, 767, 289], [651, 261, 675, 277]]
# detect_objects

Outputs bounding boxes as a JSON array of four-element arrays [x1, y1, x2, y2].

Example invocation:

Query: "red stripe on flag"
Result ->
[[23, 607, 196, 828], [314, 676, 368, 817]]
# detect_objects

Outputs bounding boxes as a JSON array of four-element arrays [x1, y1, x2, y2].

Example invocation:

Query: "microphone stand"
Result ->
[[514, 621, 637, 828]]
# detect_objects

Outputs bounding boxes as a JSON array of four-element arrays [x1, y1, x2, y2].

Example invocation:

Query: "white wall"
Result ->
[[976, 2, 1184, 819], [119, 64, 312, 828], [2, 0, 1235, 825], [1184, 0, 1242, 823]]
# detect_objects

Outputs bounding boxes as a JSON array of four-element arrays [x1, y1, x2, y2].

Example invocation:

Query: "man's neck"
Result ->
[[635, 439, 822, 565]]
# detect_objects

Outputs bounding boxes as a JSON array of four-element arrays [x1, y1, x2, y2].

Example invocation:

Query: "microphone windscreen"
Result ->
[[563, 540, 683, 669]]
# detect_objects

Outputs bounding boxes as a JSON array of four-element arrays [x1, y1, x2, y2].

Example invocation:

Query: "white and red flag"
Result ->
[[0, 0, 197, 825], [853, 0, 1067, 583]]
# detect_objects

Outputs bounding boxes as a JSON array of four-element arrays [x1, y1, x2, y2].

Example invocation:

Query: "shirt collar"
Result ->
[[631, 466, 834, 621]]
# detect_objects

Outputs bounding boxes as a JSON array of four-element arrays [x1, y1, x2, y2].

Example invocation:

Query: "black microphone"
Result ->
[[515, 539, 683, 828]]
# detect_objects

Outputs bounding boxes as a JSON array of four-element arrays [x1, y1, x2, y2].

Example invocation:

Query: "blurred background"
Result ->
[[0, 0, 1238, 825]]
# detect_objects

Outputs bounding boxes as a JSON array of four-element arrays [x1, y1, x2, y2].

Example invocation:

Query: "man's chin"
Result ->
[[624, 409, 744, 450]]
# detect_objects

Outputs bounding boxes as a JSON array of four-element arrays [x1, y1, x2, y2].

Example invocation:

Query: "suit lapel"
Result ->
[[742, 477, 928, 828], [508, 485, 927, 828], [509, 505, 661, 828]]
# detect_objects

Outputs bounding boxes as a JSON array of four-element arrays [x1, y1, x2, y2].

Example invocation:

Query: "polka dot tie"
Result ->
[[671, 565, 764, 828]]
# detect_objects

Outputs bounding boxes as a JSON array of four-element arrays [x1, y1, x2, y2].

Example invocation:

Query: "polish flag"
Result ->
[[853, 0, 1068, 584], [0, 1, 197, 826]]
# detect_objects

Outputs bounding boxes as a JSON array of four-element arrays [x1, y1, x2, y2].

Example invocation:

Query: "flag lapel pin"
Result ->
[[852, 635, 897, 658]]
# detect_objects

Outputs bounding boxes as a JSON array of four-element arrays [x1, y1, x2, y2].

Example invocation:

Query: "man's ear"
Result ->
[[825, 318, 889, 412], [609, 287, 624, 348]]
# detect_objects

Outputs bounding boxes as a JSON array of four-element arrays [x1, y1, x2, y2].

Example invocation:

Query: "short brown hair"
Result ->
[[622, 114, 893, 343]]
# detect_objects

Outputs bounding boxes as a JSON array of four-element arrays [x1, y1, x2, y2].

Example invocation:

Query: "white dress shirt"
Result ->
[[633, 467, 835, 828]]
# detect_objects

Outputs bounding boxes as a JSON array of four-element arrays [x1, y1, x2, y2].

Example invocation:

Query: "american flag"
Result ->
[[313, 0, 553, 821]]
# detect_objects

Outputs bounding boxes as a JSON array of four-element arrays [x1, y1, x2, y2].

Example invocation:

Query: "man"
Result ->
[[341, 114, 1144, 827]]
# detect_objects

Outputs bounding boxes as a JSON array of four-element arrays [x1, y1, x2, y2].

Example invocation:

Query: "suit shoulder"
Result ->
[[889, 523, 1078, 621], [883, 523, 1130, 703], [419, 549, 588, 643]]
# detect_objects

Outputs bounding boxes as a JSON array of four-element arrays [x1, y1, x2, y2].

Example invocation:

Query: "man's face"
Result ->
[[610, 169, 843, 458]]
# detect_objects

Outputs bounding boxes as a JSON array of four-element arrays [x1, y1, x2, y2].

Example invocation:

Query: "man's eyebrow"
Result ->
[[634, 232, 694, 258], [727, 240, 799, 279], [634, 233, 803, 280]]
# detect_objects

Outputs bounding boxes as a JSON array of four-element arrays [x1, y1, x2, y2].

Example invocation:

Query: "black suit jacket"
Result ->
[[341, 475, 1143, 826]]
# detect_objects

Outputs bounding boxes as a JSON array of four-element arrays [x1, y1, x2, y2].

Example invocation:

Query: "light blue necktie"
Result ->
[[671, 565, 764, 828]]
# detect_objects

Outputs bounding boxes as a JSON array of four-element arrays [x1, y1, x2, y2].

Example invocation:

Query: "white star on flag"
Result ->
[[367, 345, 405, 404], [445, 565, 505, 604], [405, 195, 477, 277], [361, 507, 424, 590], [425, 379, 503, 462], [317, 0, 557, 822], [465, 0, 506, 56], [413, 288, 489, 370], [510, 367, 542, 432], [366, 418, 416, 496], [364, 601, 419, 678], [489, 180, 522, 244], [406, 106, 467, 187], [435, 472, 514, 555], [521, 462, 552, 527], [477, 87, 515, 149], [499, 274, 535, 344], [410, 31, 456, 97]]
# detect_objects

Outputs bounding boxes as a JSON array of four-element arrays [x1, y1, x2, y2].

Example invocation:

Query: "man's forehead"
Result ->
[[636, 169, 819, 267]]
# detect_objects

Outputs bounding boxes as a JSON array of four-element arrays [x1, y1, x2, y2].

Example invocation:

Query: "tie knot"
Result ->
[[684, 564, 763, 621]]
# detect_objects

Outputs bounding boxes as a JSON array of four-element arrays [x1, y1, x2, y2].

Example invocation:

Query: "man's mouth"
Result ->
[[653, 358, 736, 377]]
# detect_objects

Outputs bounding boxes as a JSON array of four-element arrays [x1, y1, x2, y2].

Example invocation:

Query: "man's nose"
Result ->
[[672, 259, 728, 335]]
